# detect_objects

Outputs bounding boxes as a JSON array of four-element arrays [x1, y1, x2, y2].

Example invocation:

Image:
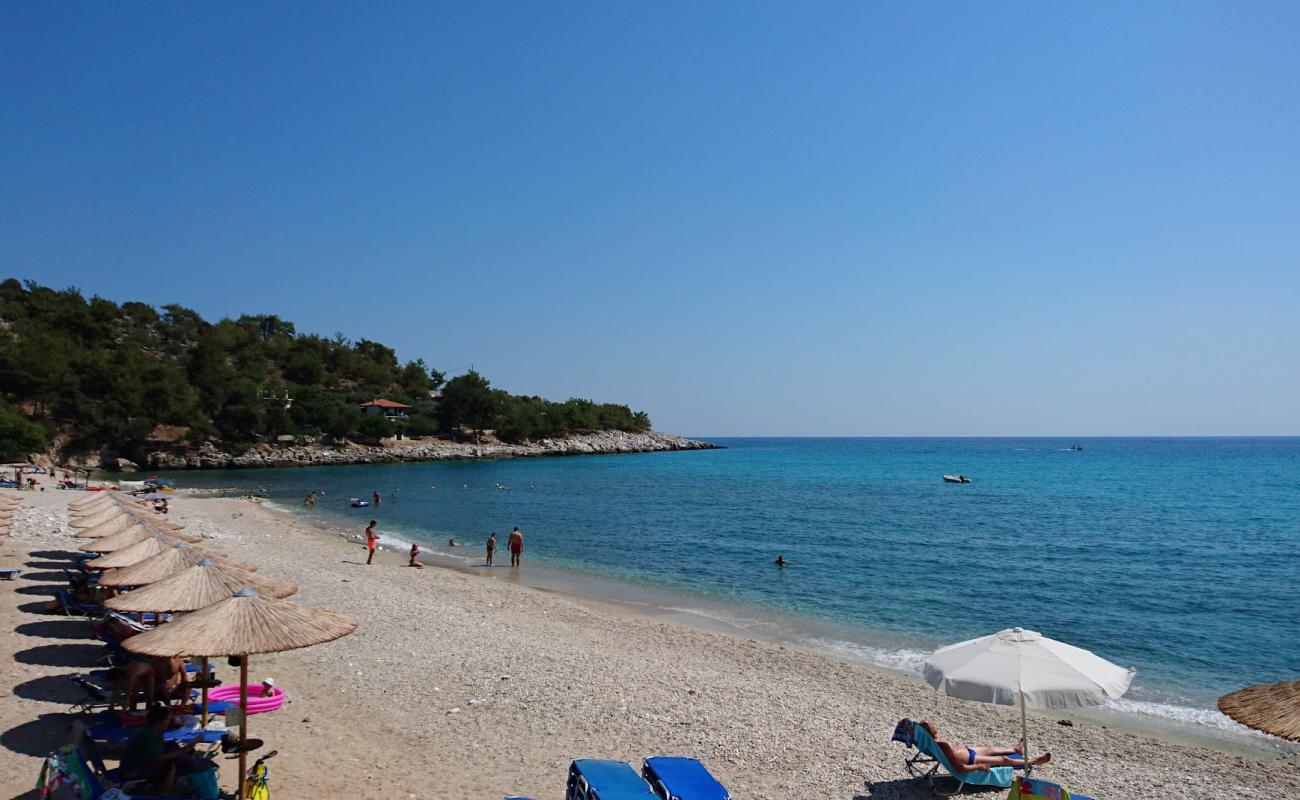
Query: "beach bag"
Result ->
[[36, 745, 92, 799], [187, 766, 220, 800]]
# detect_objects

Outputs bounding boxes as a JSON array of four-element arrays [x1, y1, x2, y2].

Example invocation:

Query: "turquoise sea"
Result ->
[[166, 437, 1300, 736]]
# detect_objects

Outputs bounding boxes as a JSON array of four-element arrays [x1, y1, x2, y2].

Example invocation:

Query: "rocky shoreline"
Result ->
[[143, 430, 719, 470]]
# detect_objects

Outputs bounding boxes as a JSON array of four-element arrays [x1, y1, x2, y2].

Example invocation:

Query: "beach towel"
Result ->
[[1008, 776, 1095, 800]]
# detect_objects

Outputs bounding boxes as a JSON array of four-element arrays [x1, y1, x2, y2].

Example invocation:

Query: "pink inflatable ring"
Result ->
[[208, 684, 285, 714]]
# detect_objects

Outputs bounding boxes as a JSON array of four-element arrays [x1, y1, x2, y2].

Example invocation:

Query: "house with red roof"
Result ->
[[357, 398, 411, 419]]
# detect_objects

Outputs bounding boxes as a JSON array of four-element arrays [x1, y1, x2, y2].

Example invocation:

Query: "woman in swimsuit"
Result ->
[[910, 720, 1050, 772]]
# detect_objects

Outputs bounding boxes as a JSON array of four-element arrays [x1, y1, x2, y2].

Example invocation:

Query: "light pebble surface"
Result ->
[[1, 487, 1297, 799]]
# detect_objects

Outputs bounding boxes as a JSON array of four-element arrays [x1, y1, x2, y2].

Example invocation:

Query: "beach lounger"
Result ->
[[88, 720, 226, 747], [56, 587, 105, 616], [0, 567, 20, 580], [893, 719, 1014, 796], [641, 757, 731, 800], [1009, 776, 1095, 800], [73, 724, 208, 800], [69, 675, 115, 715], [567, 759, 659, 800]]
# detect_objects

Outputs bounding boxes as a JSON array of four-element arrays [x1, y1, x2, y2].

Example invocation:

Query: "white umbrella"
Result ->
[[922, 627, 1134, 769]]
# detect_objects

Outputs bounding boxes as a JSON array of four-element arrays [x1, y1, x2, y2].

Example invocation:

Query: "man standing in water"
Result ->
[[508, 526, 524, 568], [485, 532, 497, 566], [365, 520, 379, 565]]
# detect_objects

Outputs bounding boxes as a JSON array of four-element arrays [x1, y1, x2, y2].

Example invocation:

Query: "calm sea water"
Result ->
[[166, 437, 1300, 733]]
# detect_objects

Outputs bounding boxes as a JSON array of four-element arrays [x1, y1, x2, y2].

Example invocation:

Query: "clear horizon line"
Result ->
[[680, 434, 1300, 439]]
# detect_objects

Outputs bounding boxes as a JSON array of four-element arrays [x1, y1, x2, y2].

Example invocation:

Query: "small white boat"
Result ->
[[943, 474, 972, 484]]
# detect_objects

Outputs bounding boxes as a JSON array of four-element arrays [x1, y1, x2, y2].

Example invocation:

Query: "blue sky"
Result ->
[[3, 2, 1297, 436]]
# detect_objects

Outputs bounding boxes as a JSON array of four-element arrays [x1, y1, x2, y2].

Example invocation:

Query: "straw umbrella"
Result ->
[[106, 561, 298, 727], [107, 562, 296, 609], [71, 504, 147, 528], [1218, 680, 1300, 741], [79, 523, 200, 553], [75, 512, 185, 538], [99, 542, 257, 588], [923, 628, 1134, 772], [86, 535, 193, 570], [70, 494, 131, 511], [124, 589, 357, 799]]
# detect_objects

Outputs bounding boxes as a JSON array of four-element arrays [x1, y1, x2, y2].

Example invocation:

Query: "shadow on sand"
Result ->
[[14, 619, 93, 640], [13, 643, 106, 668], [1, 712, 76, 758]]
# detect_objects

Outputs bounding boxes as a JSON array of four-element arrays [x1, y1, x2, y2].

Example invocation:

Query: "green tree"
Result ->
[[439, 370, 499, 442], [0, 405, 47, 461], [357, 413, 395, 440]]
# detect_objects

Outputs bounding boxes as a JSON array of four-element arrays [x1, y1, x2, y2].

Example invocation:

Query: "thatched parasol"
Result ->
[[125, 588, 357, 799], [75, 512, 184, 538], [70, 506, 138, 528], [99, 542, 256, 587], [79, 523, 200, 553], [85, 535, 186, 569], [70, 493, 130, 511], [1218, 680, 1300, 741], [107, 561, 296, 612]]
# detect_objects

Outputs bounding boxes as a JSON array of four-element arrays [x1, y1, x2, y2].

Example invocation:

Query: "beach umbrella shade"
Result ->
[[124, 588, 357, 800], [75, 512, 184, 538], [79, 523, 200, 553], [99, 542, 256, 587], [923, 628, 1134, 770], [104, 559, 296, 727], [107, 561, 296, 612], [70, 494, 124, 511], [1218, 680, 1300, 741], [86, 535, 191, 570], [71, 500, 159, 523], [72, 503, 153, 527]]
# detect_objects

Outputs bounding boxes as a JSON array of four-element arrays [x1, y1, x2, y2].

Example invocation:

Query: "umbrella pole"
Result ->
[[200, 657, 209, 728], [238, 659, 248, 800], [1020, 691, 1030, 775]]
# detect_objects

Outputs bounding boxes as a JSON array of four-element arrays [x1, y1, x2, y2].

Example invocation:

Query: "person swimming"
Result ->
[[774, 554, 789, 567]]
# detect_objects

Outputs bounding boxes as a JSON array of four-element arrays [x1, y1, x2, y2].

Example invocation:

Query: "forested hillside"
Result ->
[[0, 280, 650, 462]]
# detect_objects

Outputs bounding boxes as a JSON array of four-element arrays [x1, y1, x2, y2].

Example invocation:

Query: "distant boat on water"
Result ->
[[1069, 444, 1083, 452], [943, 474, 972, 484]]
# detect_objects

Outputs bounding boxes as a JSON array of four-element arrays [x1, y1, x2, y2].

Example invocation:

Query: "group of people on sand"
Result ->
[[363, 521, 525, 569]]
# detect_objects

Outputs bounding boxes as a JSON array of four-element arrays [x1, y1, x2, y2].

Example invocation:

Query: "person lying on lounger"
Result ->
[[904, 719, 1051, 771]]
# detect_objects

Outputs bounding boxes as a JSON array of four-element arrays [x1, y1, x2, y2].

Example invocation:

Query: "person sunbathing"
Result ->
[[105, 661, 155, 711], [907, 719, 1050, 771]]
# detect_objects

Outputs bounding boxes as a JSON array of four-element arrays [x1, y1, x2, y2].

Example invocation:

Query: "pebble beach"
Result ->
[[2, 488, 1297, 799]]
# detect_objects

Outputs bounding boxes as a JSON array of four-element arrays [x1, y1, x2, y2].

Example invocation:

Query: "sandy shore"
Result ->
[[2, 488, 1297, 799]]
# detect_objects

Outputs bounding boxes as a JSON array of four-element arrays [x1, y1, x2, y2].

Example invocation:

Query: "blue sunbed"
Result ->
[[56, 588, 104, 616], [567, 759, 658, 800], [88, 722, 226, 747], [641, 757, 730, 800], [895, 718, 1014, 796]]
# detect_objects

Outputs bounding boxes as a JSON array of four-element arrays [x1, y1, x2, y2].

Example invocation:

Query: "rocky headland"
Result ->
[[141, 430, 719, 470]]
